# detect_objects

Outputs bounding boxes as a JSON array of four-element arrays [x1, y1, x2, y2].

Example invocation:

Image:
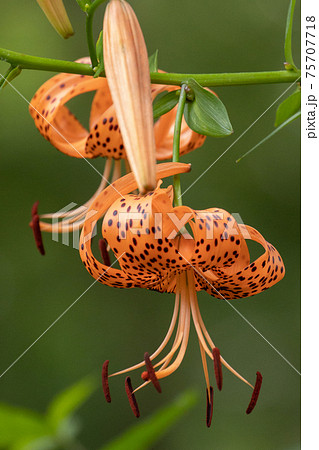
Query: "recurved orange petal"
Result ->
[[197, 224, 285, 299], [30, 61, 106, 158]]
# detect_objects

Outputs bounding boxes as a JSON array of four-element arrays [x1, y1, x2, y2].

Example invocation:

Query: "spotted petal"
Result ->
[[29, 62, 106, 158], [188, 208, 250, 274], [197, 224, 285, 299], [79, 162, 191, 287]]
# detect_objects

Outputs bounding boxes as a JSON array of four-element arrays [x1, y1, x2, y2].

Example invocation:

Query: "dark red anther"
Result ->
[[31, 201, 39, 217], [212, 347, 223, 391], [125, 377, 140, 418], [246, 371, 263, 414], [206, 386, 214, 428], [99, 239, 111, 266], [31, 214, 45, 255], [144, 352, 162, 393], [101, 360, 111, 403]]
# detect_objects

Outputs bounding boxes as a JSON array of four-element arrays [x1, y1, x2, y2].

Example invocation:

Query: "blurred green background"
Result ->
[[0, 0, 300, 449]]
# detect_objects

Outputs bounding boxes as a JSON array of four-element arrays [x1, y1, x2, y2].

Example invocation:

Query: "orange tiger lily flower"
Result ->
[[79, 162, 285, 424], [29, 59, 205, 160], [29, 59, 206, 248]]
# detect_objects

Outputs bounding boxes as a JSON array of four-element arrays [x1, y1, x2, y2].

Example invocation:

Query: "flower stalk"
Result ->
[[85, 0, 108, 68], [172, 84, 187, 206]]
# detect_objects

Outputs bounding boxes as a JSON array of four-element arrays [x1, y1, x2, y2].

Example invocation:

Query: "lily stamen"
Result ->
[[143, 352, 162, 393], [246, 371, 263, 414], [125, 376, 140, 418], [102, 360, 111, 403], [31, 203, 45, 255], [206, 386, 214, 428], [199, 342, 211, 398], [212, 347, 223, 391]]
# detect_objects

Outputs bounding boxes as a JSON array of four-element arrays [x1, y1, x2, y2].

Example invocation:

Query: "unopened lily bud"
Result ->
[[37, 0, 74, 39], [103, 0, 156, 194]]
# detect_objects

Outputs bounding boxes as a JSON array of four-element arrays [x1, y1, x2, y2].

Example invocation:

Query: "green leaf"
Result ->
[[10, 436, 56, 450], [101, 390, 198, 450], [153, 90, 180, 120], [184, 78, 233, 137], [236, 110, 301, 163], [275, 87, 301, 127], [94, 31, 105, 78], [0, 403, 48, 447], [46, 376, 96, 429], [0, 65, 22, 92], [284, 0, 297, 70], [148, 50, 159, 73], [55, 415, 81, 444]]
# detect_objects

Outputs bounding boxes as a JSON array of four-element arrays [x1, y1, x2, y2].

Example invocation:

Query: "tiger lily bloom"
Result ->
[[29, 59, 206, 250], [79, 162, 285, 424]]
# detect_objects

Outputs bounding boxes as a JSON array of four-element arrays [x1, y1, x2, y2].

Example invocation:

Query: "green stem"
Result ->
[[0, 48, 94, 75], [150, 70, 301, 87], [86, 0, 108, 68], [0, 47, 301, 86], [173, 84, 187, 207]]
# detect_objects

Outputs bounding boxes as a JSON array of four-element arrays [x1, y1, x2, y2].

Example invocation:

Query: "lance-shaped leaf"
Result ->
[[236, 111, 301, 163], [0, 403, 49, 447], [36, 0, 74, 39], [46, 376, 96, 429], [184, 78, 233, 137], [0, 65, 22, 92], [103, 0, 157, 193], [275, 86, 301, 127], [148, 50, 159, 73], [153, 90, 180, 120], [101, 390, 198, 450]]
